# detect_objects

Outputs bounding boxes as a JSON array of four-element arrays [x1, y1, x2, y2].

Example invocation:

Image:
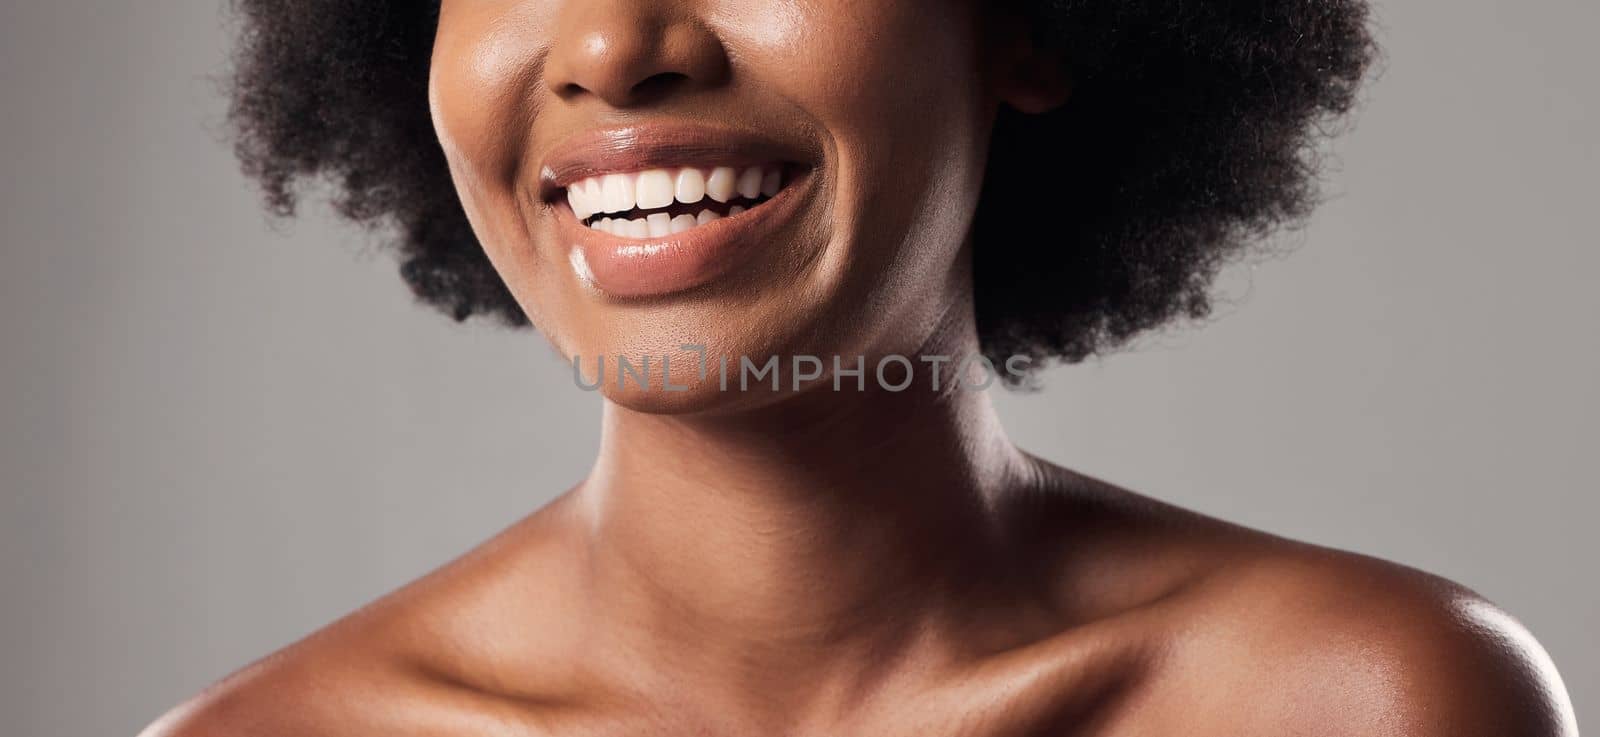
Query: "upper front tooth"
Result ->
[[601, 174, 636, 214], [675, 169, 706, 204], [567, 188, 589, 219], [581, 179, 604, 216], [636, 169, 674, 210], [706, 167, 737, 203], [567, 179, 597, 219], [736, 167, 764, 199], [576, 165, 779, 219]]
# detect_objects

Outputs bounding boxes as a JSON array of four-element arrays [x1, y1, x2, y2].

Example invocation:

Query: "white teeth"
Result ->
[[706, 167, 738, 203], [568, 188, 588, 220], [675, 169, 706, 204], [570, 164, 790, 235], [581, 179, 604, 218], [646, 213, 672, 237], [736, 167, 764, 199], [572, 165, 786, 215], [601, 174, 636, 214], [636, 169, 674, 210], [568, 179, 602, 220]]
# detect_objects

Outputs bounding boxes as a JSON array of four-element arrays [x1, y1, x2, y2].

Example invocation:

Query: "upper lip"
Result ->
[[537, 123, 818, 203]]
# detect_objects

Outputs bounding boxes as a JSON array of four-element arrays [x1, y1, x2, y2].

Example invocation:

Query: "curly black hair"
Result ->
[[228, 0, 1376, 367]]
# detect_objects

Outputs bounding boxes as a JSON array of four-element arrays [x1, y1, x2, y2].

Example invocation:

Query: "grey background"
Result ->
[[2, 0, 1595, 735]]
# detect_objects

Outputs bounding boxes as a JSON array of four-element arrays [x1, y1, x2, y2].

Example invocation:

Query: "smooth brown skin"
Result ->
[[145, 1, 1578, 735]]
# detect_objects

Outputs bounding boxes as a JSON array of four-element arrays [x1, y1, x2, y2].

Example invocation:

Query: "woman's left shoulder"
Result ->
[[1166, 544, 1580, 736]]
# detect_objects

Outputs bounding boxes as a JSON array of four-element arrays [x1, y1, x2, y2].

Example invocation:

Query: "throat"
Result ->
[[575, 379, 1036, 653]]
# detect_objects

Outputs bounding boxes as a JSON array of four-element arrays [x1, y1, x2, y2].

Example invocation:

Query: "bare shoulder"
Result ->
[[1155, 543, 1579, 737], [136, 494, 589, 737], [1012, 465, 1576, 736]]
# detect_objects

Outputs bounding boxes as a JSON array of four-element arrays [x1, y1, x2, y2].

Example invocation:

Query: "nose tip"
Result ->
[[544, 9, 727, 108]]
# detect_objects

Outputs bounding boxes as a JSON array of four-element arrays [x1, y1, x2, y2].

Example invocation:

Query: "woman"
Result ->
[[145, 0, 1577, 735]]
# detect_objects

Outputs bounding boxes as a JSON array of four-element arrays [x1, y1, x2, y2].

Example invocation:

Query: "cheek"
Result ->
[[428, 3, 559, 319], [723, 1, 984, 144], [726, 1, 991, 296], [828, 4, 990, 220], [429, 4, 543, 192]]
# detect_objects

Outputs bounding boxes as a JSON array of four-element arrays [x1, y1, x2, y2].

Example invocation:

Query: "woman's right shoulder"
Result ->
[[134, 632, 565, 737], [137, 493, 591, 737]]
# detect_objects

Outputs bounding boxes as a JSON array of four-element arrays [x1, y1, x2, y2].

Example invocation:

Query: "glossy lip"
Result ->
[[539, 124, 820, 299]]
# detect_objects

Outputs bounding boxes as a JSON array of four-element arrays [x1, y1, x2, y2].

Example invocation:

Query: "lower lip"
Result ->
[[556, 172, 811, 299]]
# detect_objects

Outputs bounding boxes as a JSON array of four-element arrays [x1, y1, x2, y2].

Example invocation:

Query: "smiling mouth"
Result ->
[[538, 123, 818, 297], [562, 164, 795, 238]]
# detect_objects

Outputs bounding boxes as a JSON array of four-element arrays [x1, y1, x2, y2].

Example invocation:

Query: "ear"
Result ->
[[988, 16, 1071, 114]]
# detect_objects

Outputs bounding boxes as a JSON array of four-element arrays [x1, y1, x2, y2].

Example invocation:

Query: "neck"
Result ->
[[571, 321, 1042, 698]]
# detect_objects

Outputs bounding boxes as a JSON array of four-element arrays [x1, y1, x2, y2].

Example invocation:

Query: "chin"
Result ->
[[560, 315, 850, 416]]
